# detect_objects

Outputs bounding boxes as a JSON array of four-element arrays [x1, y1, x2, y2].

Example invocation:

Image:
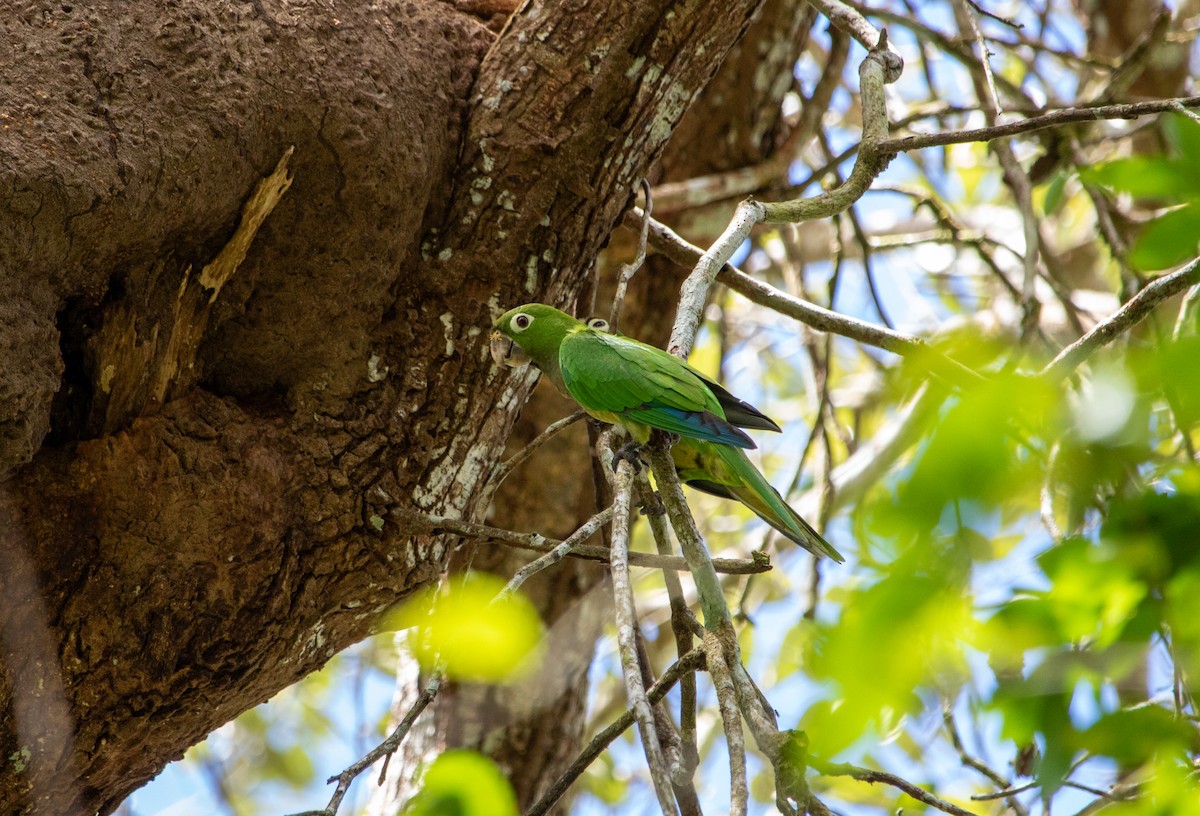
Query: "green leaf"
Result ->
[[1163, 113, 1200, 171], [405, 750, 519, 816], [885, 372, 1056, 533], [1042, 170, 1069, 216], [388, 572, 546, 683], [1079, 706, 1196, 765], [1081, 156, 1198, 200], [1129, 203, 1200, 271]]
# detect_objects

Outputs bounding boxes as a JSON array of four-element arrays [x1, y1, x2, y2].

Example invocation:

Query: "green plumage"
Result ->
[[491, 304, 843, 562]]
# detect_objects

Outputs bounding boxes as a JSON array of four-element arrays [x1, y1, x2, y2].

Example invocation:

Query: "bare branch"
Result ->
[[287, 672, 442, 816], [667, 34, 903, 359], [702, 629, 748, 816], [481, 410, 588, 507], [609, 179, 653, 333], [630, 208, 984, 389], [877, 96, 1200, 155], [635, 474, 700, 784], [609, 457, 678, 815], [496, 507, 614, 600], [1041, 257, 1200, 382], [525, 648, 707, 816], [807, 0, 902, 56], [393, 511, 772, 575], [811, 759, 981, 816], [645, 440, 731, 630]]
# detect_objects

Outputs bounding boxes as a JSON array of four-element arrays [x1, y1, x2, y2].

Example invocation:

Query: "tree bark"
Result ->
[[0, 0, 764, 813]]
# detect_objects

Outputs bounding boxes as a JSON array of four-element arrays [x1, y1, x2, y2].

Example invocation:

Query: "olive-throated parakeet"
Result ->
[[490, 303, 843, 562]]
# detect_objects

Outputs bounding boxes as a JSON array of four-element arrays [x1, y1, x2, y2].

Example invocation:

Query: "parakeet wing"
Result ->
[[559, 330, 754, 448]]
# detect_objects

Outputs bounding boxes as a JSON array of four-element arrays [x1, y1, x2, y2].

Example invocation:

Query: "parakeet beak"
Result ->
[[490, 331, 532, 368]]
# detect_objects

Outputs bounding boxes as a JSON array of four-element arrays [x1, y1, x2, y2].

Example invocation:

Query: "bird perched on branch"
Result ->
[[490, 303, 843, 562]]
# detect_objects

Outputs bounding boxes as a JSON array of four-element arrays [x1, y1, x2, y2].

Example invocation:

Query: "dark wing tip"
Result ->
[[696, 374, 782, 432]]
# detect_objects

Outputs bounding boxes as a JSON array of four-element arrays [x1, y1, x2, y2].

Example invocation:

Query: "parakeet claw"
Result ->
[[638, 491, 666, 517], [612, 441, 644, 473]]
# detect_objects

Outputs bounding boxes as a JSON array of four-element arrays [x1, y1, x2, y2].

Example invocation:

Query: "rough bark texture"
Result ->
[[0, 0, 765, 813], [368, 3, 816, 813]]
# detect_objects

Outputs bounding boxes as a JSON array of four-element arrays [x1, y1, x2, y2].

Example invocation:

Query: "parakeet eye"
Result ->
[[586, 317, 610, 332], [512, 313, 534, 332]]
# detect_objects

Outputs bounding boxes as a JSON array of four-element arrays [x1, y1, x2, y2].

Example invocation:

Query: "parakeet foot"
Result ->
[[637, 491, 666, 517], [612, 441, 645, 472]]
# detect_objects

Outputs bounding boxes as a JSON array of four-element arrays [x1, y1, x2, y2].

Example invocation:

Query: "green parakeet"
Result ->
[[490, 304, 843, 562]]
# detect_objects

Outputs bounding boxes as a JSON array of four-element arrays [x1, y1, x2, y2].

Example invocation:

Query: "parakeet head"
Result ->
[[490, 303, 584, 373]]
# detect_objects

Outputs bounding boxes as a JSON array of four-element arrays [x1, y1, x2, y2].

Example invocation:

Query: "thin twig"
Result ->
[[943, 702, 1029, 816], [393, 510, 771, 574], [481, 410, 588, 508], [812, 759, 981, 816], [610, 457, 678, 815], [953, 0, 1042, 347], [610, 179, 653, 332], [287, 672, 443, 816], [496, 506, 614, 599], [1041, 257, 1200, 382], [525, 648, 706, 816], [877, 95, 1200, 155]]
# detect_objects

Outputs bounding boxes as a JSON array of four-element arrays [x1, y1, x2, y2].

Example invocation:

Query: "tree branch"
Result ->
[[811, 759, 980, 816], [608, 456, 679, 815], [1041, 257, 1200, 382], [666, 33, 903, 359], [287, 671, 443, 816], [629, 208, 984, 389], [496, 507, 614, 600], [525, 648, 706, 816], [877, 96, 1200, 155], [392, 511, 772, 575]]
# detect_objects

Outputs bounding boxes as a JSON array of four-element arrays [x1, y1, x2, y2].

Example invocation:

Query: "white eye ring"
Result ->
[[512, 313, 534, 332], [587, 318, 609, 332]]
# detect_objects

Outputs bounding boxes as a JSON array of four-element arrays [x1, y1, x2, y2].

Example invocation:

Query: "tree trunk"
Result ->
[[0, 0, 764, 812]]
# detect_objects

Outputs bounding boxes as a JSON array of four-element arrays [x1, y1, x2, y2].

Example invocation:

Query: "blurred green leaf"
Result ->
[[1042, 170, 1069, 216], [1159, 335, 1200, 430], [1079, 706, 1196, 765], [1081, 156, 1200, 200], [262, 743, 315, 787], [1037, 537, 1147, 647], [804, 565, 972, 755], [1103, 486, 1200, 583], [405, 750, 519, 816], [388, 572, 546, 683], [882, 373, 1056, 535], [1163, 112, 1200, 169], [1129, 204, 1200, 271]]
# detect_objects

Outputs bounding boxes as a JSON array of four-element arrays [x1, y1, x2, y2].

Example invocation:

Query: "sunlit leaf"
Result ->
[[1129, 203, 1200, 271], [1079, 706, 1196, 765], [803, 565, 972, 755], [405, 750, 519, 816], [388, 572, 546, 683], [1081, 156, 1199, 200], [1041, 170, 1069, 216], [881, 372, 1057, 535], [1163, 113, 1200, 172]]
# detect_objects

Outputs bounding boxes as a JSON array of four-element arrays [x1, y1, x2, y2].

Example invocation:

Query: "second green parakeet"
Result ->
[[490, 303, 842, 562]]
